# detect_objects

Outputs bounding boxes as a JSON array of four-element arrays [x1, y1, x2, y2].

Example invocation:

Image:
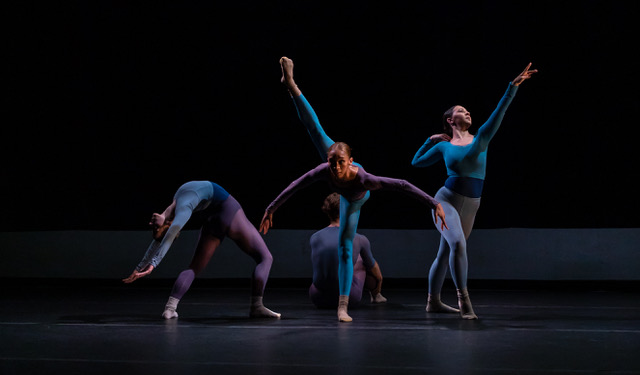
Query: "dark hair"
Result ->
[[321, 193, 340, 222], [327, 142, 352, 158], [442, 105, 457, 137]]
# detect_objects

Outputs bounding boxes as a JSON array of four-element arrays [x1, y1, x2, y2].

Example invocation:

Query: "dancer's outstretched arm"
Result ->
[[260, 164, 326, 234], [360, 173, 448, 230], [123, 201, 195, 283], [281, 57, 335, 160], [473, 63, 537, 153]]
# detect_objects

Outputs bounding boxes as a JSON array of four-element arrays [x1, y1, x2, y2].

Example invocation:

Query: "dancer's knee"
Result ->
[[188, 263, 206, 275], [254, 248, 273, 267], [449, 239, 466, 254], [338, 244, 353, 262]]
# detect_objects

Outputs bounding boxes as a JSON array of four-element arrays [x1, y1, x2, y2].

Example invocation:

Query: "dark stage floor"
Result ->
[[1, 280, 639, 375]]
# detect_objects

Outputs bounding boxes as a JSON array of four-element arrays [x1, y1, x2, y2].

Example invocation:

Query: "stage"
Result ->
[[1, 280, 638, 374]]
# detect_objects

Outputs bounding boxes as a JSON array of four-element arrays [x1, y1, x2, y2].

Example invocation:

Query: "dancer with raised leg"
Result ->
[[260, 57, 447, 322], [412, 63, 537, 319], [123, 181, 280, 319]]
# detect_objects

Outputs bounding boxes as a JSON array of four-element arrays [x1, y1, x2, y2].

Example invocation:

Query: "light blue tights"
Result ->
[[429, 186, 480, 294]]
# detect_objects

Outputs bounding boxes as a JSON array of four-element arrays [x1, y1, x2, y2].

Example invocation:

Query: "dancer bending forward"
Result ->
[[260, 57, 447, 323], [124, 181, 280, 319]]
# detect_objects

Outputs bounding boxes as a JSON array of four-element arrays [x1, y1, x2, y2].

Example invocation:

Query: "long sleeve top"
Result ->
[[411, 83, 519, 180], [136, 181, 229, 271], [266, 163, 439, 214]]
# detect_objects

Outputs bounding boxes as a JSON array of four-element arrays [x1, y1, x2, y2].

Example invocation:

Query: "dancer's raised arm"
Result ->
[[474, 63, 537, 151]]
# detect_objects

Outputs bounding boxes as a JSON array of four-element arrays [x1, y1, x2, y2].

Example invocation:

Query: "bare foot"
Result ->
[[280, 56, 294, 84], [280, 56, 301, 96]]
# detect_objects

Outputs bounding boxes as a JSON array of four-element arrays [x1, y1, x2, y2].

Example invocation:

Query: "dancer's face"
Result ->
[[449, 106, 472, 129], [328, 149, 353, 181]]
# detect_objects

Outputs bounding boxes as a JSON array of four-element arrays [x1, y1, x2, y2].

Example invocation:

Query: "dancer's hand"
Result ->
[[434, 204, 449, 231], [149, 213, 165, 227], [122, 265, 154, 283], [259, 212, 273, 234], [512, 62, 538, 86], [430, 134, 451, 143]]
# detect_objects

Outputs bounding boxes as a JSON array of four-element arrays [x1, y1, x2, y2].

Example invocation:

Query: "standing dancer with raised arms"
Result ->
[[412, 63, 537, 319], [123, 180, 280, 319], [260, 57, 447, 322]]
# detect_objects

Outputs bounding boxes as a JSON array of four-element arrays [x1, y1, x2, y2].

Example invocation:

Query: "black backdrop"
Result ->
[[4, 1, 638, 231]]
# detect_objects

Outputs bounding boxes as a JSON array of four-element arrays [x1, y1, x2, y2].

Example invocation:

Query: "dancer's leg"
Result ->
[[227, 208, 280, 318], [349, 261, 366, 306], [291, 94, 335, 160], [280, 57, 335, 160], [366, 262, 387, 304], [336, 193, 369, 322], [426, 237, 459, 314], [428, 237, 451, 295], [430, 187, 480, 319], [163, 230, 221, 319], [431, 188, 470, 291]]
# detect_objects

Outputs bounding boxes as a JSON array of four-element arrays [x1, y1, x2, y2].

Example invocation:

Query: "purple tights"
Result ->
[[169, 196, 273, 299]]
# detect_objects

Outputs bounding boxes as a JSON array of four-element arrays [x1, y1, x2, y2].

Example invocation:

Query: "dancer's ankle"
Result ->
[[250, 296, 281, 318], [370, 291, 388, 304], [162, 296, 180, 319], [280, 56, 301, 96], [337, 295, 352, 322], [456, 288, 478, 320]]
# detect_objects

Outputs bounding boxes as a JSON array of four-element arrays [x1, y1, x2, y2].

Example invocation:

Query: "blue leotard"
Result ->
[[136, 181, 230, 270], [411, 84, 518, 197], [410, 83, 518, 294]]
